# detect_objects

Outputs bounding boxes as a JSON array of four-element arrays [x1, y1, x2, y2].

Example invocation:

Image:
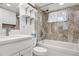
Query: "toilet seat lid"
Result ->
[[33, 46, 47, 52]]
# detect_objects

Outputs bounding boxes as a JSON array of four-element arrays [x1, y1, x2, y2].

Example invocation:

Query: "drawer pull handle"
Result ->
[[21, 55, 23, 56]]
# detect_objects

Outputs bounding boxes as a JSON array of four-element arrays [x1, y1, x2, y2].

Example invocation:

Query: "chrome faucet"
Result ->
[[6, 28, 11, 36]]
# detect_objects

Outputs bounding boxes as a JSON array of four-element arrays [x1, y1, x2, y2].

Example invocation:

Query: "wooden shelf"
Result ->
[[2, 23, 16, 29]]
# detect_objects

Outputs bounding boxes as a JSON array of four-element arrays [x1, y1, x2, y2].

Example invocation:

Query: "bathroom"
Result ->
[[0, 3, 79, 56]]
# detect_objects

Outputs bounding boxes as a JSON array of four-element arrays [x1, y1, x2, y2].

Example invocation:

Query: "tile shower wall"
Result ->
[[36, 5, 79, 44]]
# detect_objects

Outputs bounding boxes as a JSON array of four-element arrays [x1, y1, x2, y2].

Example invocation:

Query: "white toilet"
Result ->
[[32, 37, 48, 56], [33, 46, 48, 56]]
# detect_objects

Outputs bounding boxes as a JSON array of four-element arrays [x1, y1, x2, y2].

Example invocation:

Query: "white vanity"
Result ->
[[0, 35, 33, 56]]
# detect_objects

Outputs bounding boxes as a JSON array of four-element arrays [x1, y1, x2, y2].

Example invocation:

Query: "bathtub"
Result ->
[[38, 39, 79, 56]]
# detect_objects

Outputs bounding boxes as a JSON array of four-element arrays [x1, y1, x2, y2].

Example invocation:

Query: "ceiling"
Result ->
[[0, 3, 79, 15], [35, 3, 79, 13], [0, 3, 19, 15]]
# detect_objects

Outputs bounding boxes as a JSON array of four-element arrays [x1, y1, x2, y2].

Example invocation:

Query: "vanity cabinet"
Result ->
[[0, 38, 33, 56], [0, 8, 16, 25]]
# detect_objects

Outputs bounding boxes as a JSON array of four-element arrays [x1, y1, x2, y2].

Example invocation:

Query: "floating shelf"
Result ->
[[21, 14, 30, 18], [30, 16, 35, 20]]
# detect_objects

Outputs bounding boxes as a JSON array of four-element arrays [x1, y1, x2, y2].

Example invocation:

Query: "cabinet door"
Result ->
[[5, 10, 16, 25], [20, 46, 33, 56], [0, 8, 5, 23], [8, 12, 16, 25], [0, 8, 16, 25], [3, 11, 9, 24]]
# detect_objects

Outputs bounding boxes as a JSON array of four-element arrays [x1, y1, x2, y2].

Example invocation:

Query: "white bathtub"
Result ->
[[38, 39, 79, 56]]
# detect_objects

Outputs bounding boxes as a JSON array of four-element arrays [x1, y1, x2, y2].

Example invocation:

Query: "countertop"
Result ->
[[0, 35, 32, 46]]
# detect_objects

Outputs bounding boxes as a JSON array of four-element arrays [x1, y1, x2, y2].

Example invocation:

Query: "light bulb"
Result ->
[[59, 3, 64, 5]]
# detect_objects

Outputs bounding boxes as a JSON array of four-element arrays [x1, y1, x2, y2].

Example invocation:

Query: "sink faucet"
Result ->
[[6, 28, 11, 36]]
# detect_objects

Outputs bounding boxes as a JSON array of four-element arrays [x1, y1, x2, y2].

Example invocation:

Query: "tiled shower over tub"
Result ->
[[36, 5, 79, 44]]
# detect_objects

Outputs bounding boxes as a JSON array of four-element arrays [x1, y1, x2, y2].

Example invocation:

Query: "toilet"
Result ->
[[33, 46, 48, 56], [32, 36, 48, 56]]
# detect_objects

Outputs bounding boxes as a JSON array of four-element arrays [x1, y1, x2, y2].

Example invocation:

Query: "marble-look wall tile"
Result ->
[[36, 5, 79, 44]]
